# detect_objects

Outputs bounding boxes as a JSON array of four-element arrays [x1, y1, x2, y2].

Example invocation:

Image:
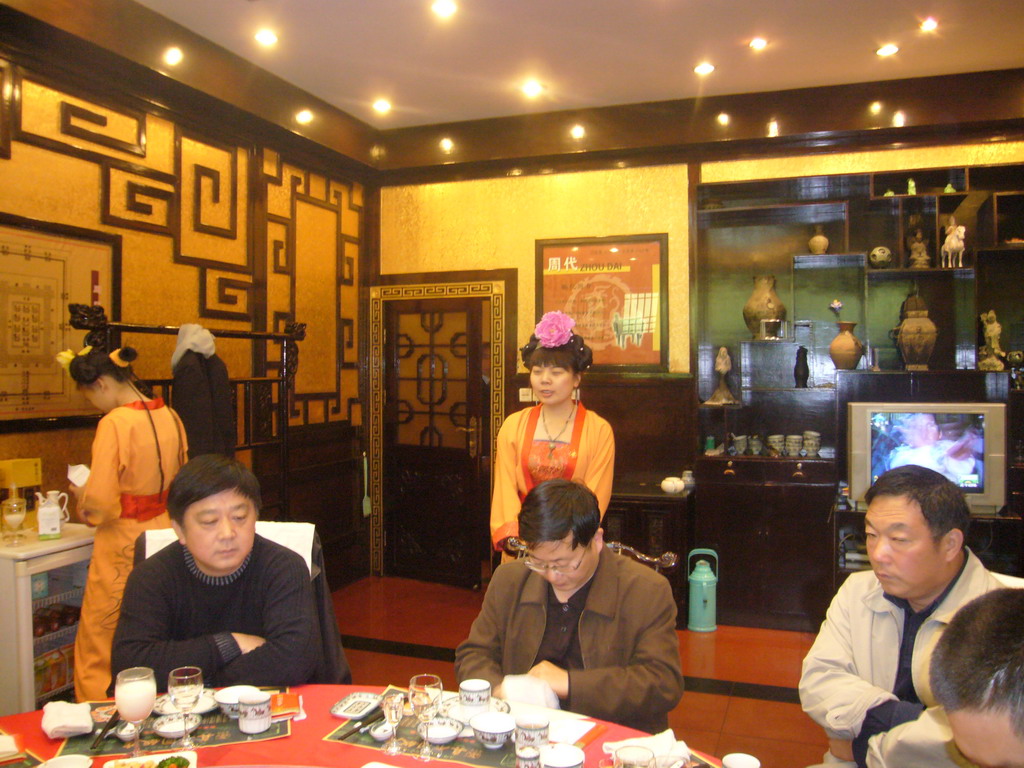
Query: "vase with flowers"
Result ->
[[828, 299, 864, 370]]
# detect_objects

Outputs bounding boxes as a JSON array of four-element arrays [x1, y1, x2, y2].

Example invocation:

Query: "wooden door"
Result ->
[[383, 298, 489, 587]]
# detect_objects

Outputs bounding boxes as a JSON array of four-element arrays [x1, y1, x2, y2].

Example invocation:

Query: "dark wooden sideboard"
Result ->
[[603, 475, 693, 625], [693, 455, 836, 632]]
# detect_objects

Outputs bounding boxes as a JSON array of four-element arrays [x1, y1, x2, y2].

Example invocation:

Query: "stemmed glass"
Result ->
[[167, 666, 203, 749], [409, 674, 443, 761], [1, 496, 26, 546], [381, 691, 406, 756], [115, 667, 156, 758]]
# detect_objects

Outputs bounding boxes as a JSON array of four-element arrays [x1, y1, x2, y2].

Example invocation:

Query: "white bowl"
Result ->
[[41, 757, 92, 768], [539, 744, 586, 768], [213, 685, 261, 718], [369, 721, 394, 742], [469, 711, 515, 749], [417, 716, 463, 745]]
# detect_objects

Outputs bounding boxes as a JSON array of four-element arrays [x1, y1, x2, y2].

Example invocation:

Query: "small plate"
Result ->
[[103, 751, 197, 768], [151, 713, 201, 739], [154, 689, 218, 715], [330, 691, 382, 719], [438, 697, 511, 736]]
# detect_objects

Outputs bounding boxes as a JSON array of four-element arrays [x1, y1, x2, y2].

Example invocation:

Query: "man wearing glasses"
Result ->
[[455, 479, 683, 734]]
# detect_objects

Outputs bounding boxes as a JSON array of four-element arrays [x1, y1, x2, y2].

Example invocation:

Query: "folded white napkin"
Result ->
[[41, 701, 93, 739], [602, 729, 691, 762], [500, 674, 560, 709]]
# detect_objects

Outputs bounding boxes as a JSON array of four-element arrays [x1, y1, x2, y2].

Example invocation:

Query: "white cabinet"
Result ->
[[0, 524, 95, 715]]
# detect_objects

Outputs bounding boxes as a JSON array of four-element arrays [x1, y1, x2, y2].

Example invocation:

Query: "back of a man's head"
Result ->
[[167, 454, 262, 526], [518, 479, 599, 549], [931, 588, 1024, 738], [865, 464, 970, 542]]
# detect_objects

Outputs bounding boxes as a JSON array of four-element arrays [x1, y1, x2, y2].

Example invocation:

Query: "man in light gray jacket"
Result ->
[[799, 465, 1003, 767]]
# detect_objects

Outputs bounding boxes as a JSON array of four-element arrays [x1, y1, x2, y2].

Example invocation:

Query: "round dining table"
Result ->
[[0, 685, 721, 768]]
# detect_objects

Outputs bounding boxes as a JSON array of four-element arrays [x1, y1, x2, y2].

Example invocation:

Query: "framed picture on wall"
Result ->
[[0, 212, 121, 432], [536, 233, 668, 370]]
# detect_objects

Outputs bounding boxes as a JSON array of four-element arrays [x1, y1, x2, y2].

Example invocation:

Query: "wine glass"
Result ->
[[409, 674, 443, 761], [167, 666, 203, 749], [115, 667, 156, 758], [381, 691, 406, 756], [1, 496, 26, 546]]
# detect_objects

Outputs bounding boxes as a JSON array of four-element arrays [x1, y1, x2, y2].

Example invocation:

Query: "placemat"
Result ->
[[58, 699, 291, 757]]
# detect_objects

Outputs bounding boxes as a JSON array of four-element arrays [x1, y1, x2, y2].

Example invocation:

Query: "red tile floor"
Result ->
[[333, 576, 828, 768]]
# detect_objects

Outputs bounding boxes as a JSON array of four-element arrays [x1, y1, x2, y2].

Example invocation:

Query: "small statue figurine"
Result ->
[[908, 229, 930, 268], [941, 216, 966, 268], [980, 310, 1004, 357], [704, 346, 739, 405], [907, 178, 916, 195]]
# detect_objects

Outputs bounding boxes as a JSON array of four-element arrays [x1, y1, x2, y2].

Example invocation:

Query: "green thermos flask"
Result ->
[[687, 548, 718, 632]]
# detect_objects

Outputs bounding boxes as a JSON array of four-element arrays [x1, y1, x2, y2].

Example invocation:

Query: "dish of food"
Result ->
[[153, 689, 218, 716], [103, 751, 196, 768], [330, 691, 382, 719]]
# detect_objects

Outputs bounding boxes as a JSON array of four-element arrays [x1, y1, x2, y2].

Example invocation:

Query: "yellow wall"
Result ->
[[702, 140, 1024, 182], [0, 69, 362, 498], [380, 165, 692, 372]]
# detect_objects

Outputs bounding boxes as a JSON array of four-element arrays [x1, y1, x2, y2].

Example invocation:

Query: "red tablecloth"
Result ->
[[0, 685, 720, 768]]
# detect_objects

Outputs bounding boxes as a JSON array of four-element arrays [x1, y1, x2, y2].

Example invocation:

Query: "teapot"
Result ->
[[36, 490, 70, 539]]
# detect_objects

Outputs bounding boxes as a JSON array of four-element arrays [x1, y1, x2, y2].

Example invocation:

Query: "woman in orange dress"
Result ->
[[490, 311, 615, 552], [59, 345, 187, 700]]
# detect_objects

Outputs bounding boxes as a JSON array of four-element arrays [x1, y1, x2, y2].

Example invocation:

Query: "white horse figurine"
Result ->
[[941, 225, 965, 268]]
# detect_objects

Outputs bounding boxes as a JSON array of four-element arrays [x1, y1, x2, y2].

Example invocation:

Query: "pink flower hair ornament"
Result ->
[[534, 311, 576, 348]]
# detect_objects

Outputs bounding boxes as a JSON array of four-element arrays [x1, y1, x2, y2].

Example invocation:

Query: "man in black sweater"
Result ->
[[111, 455, 323, 690]]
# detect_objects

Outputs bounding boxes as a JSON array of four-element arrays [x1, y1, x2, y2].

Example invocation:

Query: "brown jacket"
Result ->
[[455, 547, 684, 734]]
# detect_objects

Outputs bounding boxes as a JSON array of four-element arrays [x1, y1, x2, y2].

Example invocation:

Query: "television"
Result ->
[[848, 402, 1006, 514]]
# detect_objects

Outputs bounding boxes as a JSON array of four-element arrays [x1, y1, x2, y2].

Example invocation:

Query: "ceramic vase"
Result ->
[[829, 321, 864, 370], [742, 275, 787, 339], [892, 295, 938, 370], [794, 346, 810, 387], [808, 225, 829, 255]]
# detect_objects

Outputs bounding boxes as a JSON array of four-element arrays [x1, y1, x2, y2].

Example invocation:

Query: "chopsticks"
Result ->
[[335, 710, 385, 740], [90, 711, 121, 750], [574, 723, 607, 749]]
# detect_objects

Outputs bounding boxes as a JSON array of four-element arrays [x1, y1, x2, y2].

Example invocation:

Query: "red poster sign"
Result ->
[[537, 235, 667, 369]]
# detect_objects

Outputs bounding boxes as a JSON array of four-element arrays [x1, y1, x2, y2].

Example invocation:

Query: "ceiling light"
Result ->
[[162, 47, 183, 66], [295, 109, 313, 124], [920, 17, 938, 32], [521, 79, 544, 99], [439, 137, 455, 153], [432, 0, 457, 18], [767, 119, 779, 138], [255, 28, 278, 47], [870, 101, 883, 115], [507, 168, 523, 177], [609, 247, 619, 253], [373, 99, 392, 114], [749, 37, 767, 51], [876, 43, 899, 57], [570, 124, 585, 140], [694, 62, 715, 76], [892, 111, 906, 127], [717, 112, 730, 126]]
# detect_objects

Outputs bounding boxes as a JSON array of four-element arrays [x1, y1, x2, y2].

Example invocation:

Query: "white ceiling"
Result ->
[[132, 0, 1024, 130]]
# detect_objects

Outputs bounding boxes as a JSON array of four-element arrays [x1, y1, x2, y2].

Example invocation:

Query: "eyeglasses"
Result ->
[[523, 545, 589, 576]]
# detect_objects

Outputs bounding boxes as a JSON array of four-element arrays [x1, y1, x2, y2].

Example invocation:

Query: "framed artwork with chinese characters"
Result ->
[[536, 234, 668, 370], [0, 213, 121, 431]]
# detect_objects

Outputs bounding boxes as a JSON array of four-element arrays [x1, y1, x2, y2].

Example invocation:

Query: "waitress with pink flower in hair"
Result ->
[[490, 311, 615, 552]]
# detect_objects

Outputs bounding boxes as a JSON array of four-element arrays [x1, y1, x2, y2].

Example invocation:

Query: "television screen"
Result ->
[[868, 410, 985, 492]]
